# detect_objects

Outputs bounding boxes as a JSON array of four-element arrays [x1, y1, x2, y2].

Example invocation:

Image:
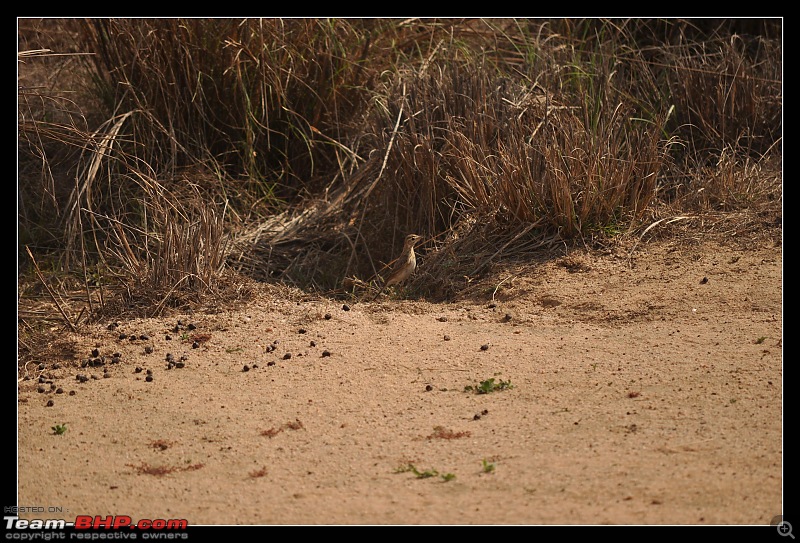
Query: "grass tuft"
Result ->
[[18, 18, 781, 344]]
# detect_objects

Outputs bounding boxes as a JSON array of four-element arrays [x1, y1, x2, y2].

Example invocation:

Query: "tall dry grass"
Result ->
[[18, 17, 782, 323]]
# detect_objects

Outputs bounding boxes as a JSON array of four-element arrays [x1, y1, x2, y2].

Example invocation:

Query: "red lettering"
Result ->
[[74, 515, 93, 529], [114, 516, 132, 529], [94, 516, 114, 528]]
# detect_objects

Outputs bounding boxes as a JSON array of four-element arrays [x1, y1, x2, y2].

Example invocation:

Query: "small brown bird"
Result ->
[[371, 234, 422, 301]]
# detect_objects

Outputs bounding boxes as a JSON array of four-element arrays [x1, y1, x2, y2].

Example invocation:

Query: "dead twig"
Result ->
[[24, 246, 77, 332], [627, 216, 693, 266], [348, 81, 408, 282]]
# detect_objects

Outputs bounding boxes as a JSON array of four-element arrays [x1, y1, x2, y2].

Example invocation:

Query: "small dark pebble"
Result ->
[[324, 313, 332, 320], [172, 325, 180, 333], [107, 322, 118, 330], [50, 383, 57, 390], [180, 355, 188, 361], [165, 335, 172, 341], [443, 335, 451, 341], [310, 340, 316, 347], [80, 359, 89, 368], [175, 361, 185, 369], [91, 349, 100, 358], [437, 316, 448, 322], [91, 375, 99, 380], [166, 353, 175, 362], [56, 388, 64, 394], [52, 363, 61, 370], [46, 400, 54, 407], [487, 302, 497, 309], [103, 373, 111, 378], [482, 409, 489, 415], [192, 341, 200, 349], [37, 386, 45, 393], [480, 344, 490, 351], [140, 334, 149, 341], [700, 277, 708, 284], [242, 365, 250, 372], [298, 328, 307, 334], [144, 346, 154, 354], [283, 353, 292, 360], [502, 313, 513, 322], [38, 376, 46, 383], [267, 361, 276, 367], [146, 369, 153, 375], [129, 336, 137, 342], [187, 323, 197, 330], [321, 350, 331, 358], [76, 374, 89, 383], [134, 367, 143, 373], [145, 375, 153, 382], [69, 390, 76, 396], [342, 304, 350, 311], [252, 364, 258, 369], [266, 345, 275, 353], [119, 334, 128, 340], [273, 339, 280, 345], [425, 384, 433, 392]]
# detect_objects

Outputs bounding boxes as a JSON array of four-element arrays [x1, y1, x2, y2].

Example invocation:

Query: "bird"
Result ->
[[370, 234, 422, 301]]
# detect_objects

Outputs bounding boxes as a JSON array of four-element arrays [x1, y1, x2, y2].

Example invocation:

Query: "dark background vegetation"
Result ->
[[18, 18, 781, 334]]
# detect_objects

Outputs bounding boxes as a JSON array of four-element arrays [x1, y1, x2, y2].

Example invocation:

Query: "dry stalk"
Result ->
[[24, 246, 77, 332]]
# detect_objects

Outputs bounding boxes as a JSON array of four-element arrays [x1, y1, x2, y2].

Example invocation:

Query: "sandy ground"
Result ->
[[16, 237, 783, 526]]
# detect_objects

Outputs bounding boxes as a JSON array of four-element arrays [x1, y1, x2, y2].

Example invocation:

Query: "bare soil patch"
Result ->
[[17, 237, 782, 525]]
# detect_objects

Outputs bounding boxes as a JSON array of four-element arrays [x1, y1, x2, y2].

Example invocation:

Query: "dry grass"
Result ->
[[427, 426, 472, 440], [18, 18, 782, 350], [127, 462, 204, 476]]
